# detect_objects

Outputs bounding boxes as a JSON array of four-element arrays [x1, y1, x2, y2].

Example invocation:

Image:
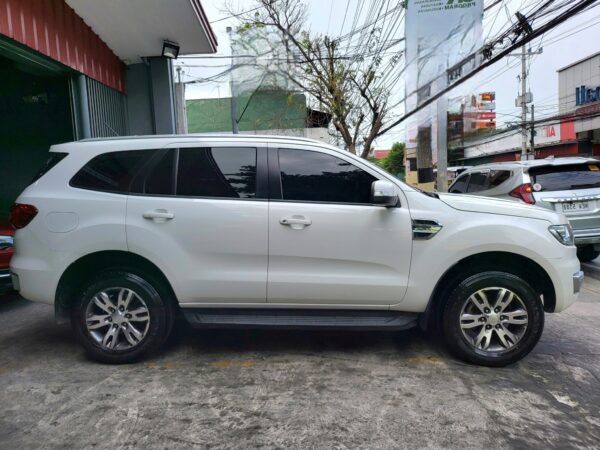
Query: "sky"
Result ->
[[180, 0, 600, 149]]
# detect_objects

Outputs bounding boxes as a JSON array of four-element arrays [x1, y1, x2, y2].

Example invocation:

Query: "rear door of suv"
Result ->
[[126, 141, 269, 305]]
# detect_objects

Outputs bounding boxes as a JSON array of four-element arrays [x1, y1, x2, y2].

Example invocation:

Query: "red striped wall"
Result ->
[[493, 152, 519, 162], [0, 0, 126, 93]]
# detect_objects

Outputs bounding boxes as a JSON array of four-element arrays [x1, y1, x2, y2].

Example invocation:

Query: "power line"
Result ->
[[210, 6, 262, 24], [339, 0, 352, 35], [377, 0, 600, 137]]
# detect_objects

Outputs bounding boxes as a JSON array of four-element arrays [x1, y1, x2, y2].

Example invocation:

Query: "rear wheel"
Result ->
[[72, 270, 172, 364], [441, 271, 544, 367], [577, 245, 599, 263]]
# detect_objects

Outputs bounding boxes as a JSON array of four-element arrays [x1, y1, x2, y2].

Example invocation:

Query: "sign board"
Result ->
[[405, 0, 484, 105], [475, 120, 496, 130], [405, 0, 483, 167], [576, 85, 600, 106], [477, 112, 496, 120]]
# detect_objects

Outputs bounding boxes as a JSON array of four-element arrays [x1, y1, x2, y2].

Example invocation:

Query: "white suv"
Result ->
[[449, 158, 600, 263], [10, 135, 582, 366]]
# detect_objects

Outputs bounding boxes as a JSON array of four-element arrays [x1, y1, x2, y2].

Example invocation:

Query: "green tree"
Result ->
[[380, 142, 405, 177]]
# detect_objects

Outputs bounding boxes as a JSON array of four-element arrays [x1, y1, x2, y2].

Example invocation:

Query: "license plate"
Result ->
[[562, 201, 589, 212]]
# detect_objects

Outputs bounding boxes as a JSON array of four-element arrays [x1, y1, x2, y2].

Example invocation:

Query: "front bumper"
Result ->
[[573, 227, 600, 245], [546, 254, 582, 313]]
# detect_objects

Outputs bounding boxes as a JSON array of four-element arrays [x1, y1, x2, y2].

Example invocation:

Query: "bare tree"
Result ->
[[230, 0, 399, 158]]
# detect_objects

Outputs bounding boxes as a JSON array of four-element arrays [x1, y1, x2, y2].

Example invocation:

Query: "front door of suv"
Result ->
[[267, 146, 412, 306], [126, 143, 269, 304]]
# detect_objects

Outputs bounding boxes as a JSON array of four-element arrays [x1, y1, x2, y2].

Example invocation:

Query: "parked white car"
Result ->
[[448, 157, 600, 262], [10, 135, 582, 366]]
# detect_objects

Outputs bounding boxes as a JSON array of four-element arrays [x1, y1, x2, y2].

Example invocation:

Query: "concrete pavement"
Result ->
[[1, 280, 599, 449]]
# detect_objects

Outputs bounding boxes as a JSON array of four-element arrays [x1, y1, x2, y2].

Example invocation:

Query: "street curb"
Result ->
[[581, 262, 600, 281]]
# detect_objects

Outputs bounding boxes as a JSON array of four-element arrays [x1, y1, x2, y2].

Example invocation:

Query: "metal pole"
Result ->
[[77, 75, 92, 139], [174, 67, 187, 134], [227, 27, 239, 134], [436, 94, 448, 192], [530, 104, 535, 156], [521, 49, 528, 160]]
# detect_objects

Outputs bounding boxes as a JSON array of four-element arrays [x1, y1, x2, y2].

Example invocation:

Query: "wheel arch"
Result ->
[[420, 251, 556, 332], [55, 250, 178, 324]]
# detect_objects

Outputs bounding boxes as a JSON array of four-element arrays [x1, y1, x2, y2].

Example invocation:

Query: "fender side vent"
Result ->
[[412, 220, 443, 240]]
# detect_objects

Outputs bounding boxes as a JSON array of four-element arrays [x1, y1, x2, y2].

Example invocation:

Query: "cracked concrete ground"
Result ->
[[1, 278, 599, 449]]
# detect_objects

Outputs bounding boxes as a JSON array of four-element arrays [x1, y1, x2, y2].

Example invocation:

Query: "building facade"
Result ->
[[558, 52, 600, 155], [453, 52, 600, 166], [0, 0, 217, 216], [186, 92, 332, 144]]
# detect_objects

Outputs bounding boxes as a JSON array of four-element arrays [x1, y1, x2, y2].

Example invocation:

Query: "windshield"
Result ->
[[529, 163, 600, 192]]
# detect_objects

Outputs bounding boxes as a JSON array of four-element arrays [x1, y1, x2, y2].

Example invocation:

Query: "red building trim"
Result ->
[[560, 120, 576, 142], [373, 149, 391, 160], [0, 0, 126, 93], [492, 152, 519, 162]]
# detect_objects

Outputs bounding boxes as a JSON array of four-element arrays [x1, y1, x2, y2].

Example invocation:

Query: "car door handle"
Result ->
[[142, 210, 174, 221], [280, 215, 312, 229]]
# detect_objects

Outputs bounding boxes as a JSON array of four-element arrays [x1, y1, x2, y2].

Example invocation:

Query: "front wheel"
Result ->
[[577, 245, 600, 263], [441, 271, 544, 367], [72, 271, 171, 364]]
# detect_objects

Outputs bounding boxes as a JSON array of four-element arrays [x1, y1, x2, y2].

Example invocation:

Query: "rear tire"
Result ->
[[71, 270, 172, 364], [441, 271, 544, 367], [577, 245, 599, 263]]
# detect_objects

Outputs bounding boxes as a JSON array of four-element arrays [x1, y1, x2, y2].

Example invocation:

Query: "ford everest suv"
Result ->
[[10, 135, 583, 366]]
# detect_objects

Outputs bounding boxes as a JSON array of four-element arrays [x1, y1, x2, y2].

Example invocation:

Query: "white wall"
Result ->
[[559, 53, 600, 135]]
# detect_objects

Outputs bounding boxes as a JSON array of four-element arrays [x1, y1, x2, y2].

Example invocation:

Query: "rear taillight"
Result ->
[[10, 204, 38, 229], [510, 183, 536, 205]]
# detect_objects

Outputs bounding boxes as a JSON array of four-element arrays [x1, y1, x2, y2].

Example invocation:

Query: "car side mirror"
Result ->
[[371, 180, 399, 207]]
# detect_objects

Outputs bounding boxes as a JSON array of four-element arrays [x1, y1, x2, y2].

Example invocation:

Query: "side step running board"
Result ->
[[182, 308, 419, 331]]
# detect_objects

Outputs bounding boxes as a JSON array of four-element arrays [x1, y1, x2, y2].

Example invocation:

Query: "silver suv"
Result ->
[[449, 157, 600, 262]]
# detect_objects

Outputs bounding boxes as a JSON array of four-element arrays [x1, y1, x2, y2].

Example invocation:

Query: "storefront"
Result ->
[[455, 119, 577, 166], [0, 0, 217, 217]]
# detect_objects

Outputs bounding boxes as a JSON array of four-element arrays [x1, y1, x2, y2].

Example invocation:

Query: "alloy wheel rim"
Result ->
[[85, 287, 150, 351], [459, 287, 529, 354]]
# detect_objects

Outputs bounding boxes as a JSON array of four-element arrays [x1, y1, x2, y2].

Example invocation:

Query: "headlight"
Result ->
[[548, 224, 574, 246]]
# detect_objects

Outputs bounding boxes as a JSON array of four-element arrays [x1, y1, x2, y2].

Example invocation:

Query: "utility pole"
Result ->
[[227, 27, 239, 134], [509, 46, 542, 160], [521, 50, 528, 160], [174, 66, 187, 134], [530, 103, 535, 156]]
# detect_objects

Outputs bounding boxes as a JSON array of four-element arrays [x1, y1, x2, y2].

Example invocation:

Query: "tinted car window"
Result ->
[[177, 147, 257, 198], [467, 172, 489, 193], [279, 149, 377, 203], [449, 174, 469, 193], [31, 152, 68, 184], [71, 150, 154, 193], [488, 170, 511, 188], [145, 150, 175, 195], [529, 163, 600, 191]]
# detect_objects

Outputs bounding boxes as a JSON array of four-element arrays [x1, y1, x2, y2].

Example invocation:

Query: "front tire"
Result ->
[[577, 245, 599, 263], [441, 271, 544, 367], [72, 270, 171, 364]]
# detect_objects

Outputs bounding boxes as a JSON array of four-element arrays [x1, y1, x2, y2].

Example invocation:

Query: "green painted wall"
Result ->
[[187, 92, 306, 133]]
